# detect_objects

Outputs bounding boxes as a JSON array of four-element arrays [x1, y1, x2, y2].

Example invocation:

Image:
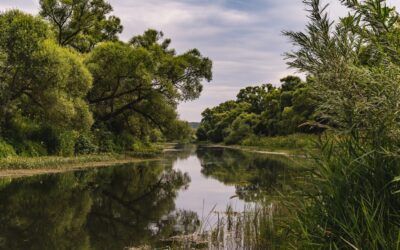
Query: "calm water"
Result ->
[[0, 145, 301, 249]]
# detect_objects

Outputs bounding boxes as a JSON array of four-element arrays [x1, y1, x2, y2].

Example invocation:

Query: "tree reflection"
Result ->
[[0, 160, 193, 249], [196, 147, 299, 202], [87, 161, 191, 249], [0, 173, 92, 250]]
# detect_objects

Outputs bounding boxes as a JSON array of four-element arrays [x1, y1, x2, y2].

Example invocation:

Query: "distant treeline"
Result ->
[[0, 0, 212, 157], [197, 76, 321, 144]]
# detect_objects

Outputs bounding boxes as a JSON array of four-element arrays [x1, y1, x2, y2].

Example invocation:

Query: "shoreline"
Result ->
[[202, 144, 310, 158], [0, 155, 160, 178], [0, 142, 309, 178]]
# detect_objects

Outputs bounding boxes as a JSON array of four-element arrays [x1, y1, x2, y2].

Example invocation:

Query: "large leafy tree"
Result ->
[[39, 0, 123, 52], [197, 101, 251, 142], [236, 84, 270, 114], [85, 29, 212, 136], [0, 10, 93, 132]]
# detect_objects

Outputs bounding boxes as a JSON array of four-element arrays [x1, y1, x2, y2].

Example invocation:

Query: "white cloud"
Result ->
[[0, 0, 38, 14]]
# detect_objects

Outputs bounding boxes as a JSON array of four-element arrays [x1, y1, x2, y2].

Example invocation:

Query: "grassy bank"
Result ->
[[204, 133, 319, 156], [0, 143, 164, 172], [0, 154, 128, 170], [240, 133, 317, 150]]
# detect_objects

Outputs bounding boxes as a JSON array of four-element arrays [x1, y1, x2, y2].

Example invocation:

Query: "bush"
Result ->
[[0, 140, 16, 158], [55, 130, 79, 156], [129, 140, 162, 157], [93, 128, 117, 153], [74, 134, 98, 155], [16, 141, 48, 157], [114, 131, 136, 152]]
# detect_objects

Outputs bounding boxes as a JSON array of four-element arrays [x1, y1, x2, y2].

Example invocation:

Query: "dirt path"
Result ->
[[0, 158, 159, 178]]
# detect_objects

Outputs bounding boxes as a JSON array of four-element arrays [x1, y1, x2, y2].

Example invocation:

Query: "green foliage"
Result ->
[[39, 0, 123, 52], [241, 133, 316, 150], [74, 134, 98, 155], [0, 7, 211, 157], [0, 11, 93, 133], [224, 113, 259, 145], [0, 140, 16, 158], [197, 101, 251, 142], [129, 140, 162, 157], [16, 141, 48, 157], [93, 128, 117, 153], [85, 32, 211, 142], [284, 0, 400, 248], [164, 120, 195, 142], [55, 131, 79, 157], [198, 76, 319, 143]]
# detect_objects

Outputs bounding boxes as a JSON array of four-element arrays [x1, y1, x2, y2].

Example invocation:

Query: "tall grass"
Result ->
[[288, 134, 400, 249], [160, 202, 291, 250], [281, 0, 400, 247]]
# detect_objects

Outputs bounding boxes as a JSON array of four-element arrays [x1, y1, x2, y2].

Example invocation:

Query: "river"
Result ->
[[0, 144, 304, 249]]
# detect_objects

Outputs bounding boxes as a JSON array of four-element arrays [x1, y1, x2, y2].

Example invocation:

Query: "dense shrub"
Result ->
[[0, 140, 16, 158], [55, 131, 79, 156], [114, 132, 136, 152], [74, 134, 98, 155], [15, 141, 48, 157], [93, 128, 117, 153]]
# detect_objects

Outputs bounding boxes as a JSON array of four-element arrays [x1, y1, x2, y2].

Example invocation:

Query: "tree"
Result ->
[[224, 113, 260, 144], [197, 75, 319, 141], [39, 0, 123, 52], [130, 29, 213, 101], [0, 11, 93, 132], [280, 75, 302, 91], [164, 120, 194, 142], [85, 30, 212, 140], [236, 84, 270, 114], [197, 101, 250, 142]]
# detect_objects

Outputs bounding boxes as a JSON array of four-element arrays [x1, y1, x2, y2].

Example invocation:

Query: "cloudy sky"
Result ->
[[1, 0, 397, 121]]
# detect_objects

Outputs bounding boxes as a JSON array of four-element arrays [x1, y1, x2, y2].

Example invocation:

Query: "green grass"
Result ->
[[240, 133, 318, 151], [287, 134, 400, 249], [128, 143, 164, 157], [0, 142, 165, 170], [0, 154, 129, 170]]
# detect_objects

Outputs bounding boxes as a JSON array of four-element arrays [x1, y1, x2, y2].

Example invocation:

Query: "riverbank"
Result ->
[[204, 144, 307, 157], [201, 134, 318, 157], [0, 154, 160, 178]]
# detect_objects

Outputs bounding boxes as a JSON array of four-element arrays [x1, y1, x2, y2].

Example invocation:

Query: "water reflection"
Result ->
[[0, 145, 300, 249], [197, 146, 299, 202], [0, 161, 192, 249]]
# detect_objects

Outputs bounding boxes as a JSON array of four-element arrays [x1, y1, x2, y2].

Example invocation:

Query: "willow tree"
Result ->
[[0, 11, 94, 157], [85, 29, 212, 140], [0, 10, 93, 131]]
